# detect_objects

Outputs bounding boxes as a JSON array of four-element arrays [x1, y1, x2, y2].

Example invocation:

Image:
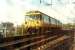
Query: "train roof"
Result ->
[[26, 10, 53, 18], [26, 10, 62, 23], [26, 11, 41, 15]]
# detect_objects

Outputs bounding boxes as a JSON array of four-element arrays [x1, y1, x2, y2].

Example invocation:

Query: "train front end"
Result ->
[[23, 11, 42, 33]]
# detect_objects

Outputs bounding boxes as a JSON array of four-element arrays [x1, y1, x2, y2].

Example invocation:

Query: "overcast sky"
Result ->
[[0, 0, 75, 25]]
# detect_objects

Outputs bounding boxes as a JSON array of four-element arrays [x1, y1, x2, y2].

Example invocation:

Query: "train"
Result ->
[[0, 10, 62, 38], [0, 10, 62, 43], [21, 10, 62, 34]]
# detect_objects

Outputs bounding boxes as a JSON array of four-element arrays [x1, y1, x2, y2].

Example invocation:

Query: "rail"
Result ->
[[33, 35, 70, 50], [0, 30, 74, 50]]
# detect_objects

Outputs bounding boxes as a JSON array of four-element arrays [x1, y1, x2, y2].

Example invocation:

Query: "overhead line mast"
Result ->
[[39, 0, 53, 7]]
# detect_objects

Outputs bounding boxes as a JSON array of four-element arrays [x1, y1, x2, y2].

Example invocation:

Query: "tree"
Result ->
[[63, 23, 75, 30]]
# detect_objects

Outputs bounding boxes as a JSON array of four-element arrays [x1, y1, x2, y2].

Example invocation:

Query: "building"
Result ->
[[0, 22, 15, 37]]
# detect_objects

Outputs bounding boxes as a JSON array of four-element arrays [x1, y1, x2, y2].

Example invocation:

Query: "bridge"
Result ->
[[0, 30, 74, 50]]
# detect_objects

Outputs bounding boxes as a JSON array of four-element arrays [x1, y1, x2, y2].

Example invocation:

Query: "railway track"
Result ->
[[0, 30, 74, 50], [16, 35, 58, 50], [33, 35, 70, 50], [0, 34, 63, 50]]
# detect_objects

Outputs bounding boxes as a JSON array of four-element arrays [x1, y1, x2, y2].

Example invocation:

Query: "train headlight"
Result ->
[[25, 22, 27, 24], [37, 21, 39, 23]]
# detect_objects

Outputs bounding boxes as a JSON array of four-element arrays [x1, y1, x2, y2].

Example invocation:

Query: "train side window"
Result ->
[[50, 18, 56, 24], [57, 21, 59, 25], [59, 21, 62, 26], [49, 17, 51, 23], [55, 19, 57, 24], [54, 19, 56, 24], [56, 20, 58, 26], [57, 21, 58, 25], [57, 21, 60, 26], [42, 14, 50, 23]]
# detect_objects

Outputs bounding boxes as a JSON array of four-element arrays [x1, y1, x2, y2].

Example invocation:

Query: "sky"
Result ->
[[0, 0, 75, 26]]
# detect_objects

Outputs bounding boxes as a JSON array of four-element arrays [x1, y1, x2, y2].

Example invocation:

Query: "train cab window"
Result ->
[[35, 15, 41, 20], [25, 16, 30, 21], [25, 15, 41, 20], [42, 14, 50, 23]]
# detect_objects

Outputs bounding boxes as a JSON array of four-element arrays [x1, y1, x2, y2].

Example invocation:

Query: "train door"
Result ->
[[42, 14, 50, 33]]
